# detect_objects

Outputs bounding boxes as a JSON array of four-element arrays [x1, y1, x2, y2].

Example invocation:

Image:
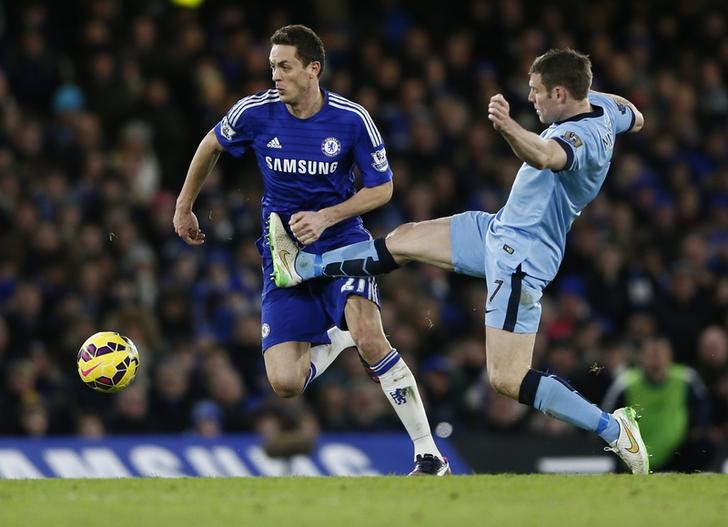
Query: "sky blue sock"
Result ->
[[322, 239, 379, 273], [534, 375, 620, 443], [295, 239, 394, 280], [294, 252, 321, 280]]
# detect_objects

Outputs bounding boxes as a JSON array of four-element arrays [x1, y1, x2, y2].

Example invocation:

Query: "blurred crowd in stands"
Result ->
[[0, 0, 727, 468]]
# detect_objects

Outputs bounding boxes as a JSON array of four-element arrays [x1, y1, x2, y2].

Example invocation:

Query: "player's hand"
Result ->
[[488, 93, 513, 132], [173, 207, 206, 245], [289, 210, 331, 245]]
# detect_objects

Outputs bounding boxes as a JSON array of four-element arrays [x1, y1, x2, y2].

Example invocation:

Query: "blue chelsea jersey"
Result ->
[[497, 91, 636, 280], [213, 89, 393, 254]]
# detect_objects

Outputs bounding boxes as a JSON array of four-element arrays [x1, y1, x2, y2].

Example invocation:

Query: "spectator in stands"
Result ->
[[695, 326, 728, 438], [603, 337, 713, 471], [253, 397, 320, 458], [106, 384, 155, 434], [190, 400, 223, 438]]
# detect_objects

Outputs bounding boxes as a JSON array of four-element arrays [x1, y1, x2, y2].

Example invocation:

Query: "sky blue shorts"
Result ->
[[261, 255, 380, 352], [450, 211, 547, 334]]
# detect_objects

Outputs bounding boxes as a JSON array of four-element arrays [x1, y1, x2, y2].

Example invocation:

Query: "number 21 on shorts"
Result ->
[[342, 278, 366, 293]]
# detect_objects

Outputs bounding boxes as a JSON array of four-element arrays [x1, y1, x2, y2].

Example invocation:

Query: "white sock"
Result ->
[[304, 326, 355, 389], [374, 350, 442, 460]]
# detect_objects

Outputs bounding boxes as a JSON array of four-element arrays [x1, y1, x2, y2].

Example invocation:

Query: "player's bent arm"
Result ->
[[500, 124, 569, 171], [175, 129, 224, 211], [592, 91, 644, 133], [319, 180, 393, 227]]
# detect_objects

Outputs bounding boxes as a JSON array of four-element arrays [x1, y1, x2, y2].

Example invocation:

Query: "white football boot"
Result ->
[[604, 407, 650, 474], [268, 212, 303, 288]]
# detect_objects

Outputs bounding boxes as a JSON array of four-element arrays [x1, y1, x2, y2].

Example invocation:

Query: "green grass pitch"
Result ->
[[1, 474, 726, 527]]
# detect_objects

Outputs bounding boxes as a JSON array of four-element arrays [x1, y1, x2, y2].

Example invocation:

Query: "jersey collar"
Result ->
[[281, 89, 329, 121], [554, 104, 604, 125]]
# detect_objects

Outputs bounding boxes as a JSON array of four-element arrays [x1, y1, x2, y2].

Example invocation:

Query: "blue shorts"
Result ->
[[260, 256, 380, 352], [450, 211, 547, 333]]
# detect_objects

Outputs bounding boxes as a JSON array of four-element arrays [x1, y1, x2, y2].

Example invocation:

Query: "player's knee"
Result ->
[[268, 373, 304, 398], [388, 221, 416, 238], [488, 369, 520, 400], [386, 222, 416, 254], [270, 382, 303, 398]]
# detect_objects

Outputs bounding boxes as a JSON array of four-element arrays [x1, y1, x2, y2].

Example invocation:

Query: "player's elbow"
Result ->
[[533, 159, 550, 171], [373, 180, 393, 205], [630, 110, 645, 133], [383, 181, 393, 202], [532, 152, 554, 171]]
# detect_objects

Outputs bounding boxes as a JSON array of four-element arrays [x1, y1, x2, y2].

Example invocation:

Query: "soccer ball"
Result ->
[[77, 331, 140, 393]]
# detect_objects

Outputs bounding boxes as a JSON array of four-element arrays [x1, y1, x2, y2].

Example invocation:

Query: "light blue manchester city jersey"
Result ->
[[213, 89, 393, 256], [496, 91, 635, 281]]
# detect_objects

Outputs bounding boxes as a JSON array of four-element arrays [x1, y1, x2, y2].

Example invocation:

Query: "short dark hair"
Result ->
[[529, 49, 592, 100], [270, 25, 325, 77]]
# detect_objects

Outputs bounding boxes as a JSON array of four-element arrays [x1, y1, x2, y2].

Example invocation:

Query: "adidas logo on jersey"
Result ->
[[267, 137, 282, 149]]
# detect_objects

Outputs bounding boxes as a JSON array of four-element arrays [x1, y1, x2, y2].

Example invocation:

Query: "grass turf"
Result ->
[[1, 474, 726, 527]]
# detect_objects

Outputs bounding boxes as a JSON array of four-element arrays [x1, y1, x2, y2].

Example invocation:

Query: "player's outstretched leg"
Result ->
[[268, 212, 399, 287], [268, 213, 455, 287]]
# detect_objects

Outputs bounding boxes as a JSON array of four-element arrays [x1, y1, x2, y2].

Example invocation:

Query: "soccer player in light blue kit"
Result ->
[[174, 25, 449, 475], [270, 49, 650, 473]]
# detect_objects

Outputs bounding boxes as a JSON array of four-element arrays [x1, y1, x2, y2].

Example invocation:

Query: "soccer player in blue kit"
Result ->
[[173, 25, 449, 475], [270, 49, 651, 473]]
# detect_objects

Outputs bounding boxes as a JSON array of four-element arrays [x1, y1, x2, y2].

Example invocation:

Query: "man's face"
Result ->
[[641, 340, 672, 384], [527, 73, 558, 124], [269, 44, 317, 104]]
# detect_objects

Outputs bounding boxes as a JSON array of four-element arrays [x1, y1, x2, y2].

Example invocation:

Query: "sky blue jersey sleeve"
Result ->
[[551, 92, 636, 172], [352, 110, 393, 187], [589, 91, 636, 135], [213, 95, 261, 157], [551, 122, 595, 173]]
